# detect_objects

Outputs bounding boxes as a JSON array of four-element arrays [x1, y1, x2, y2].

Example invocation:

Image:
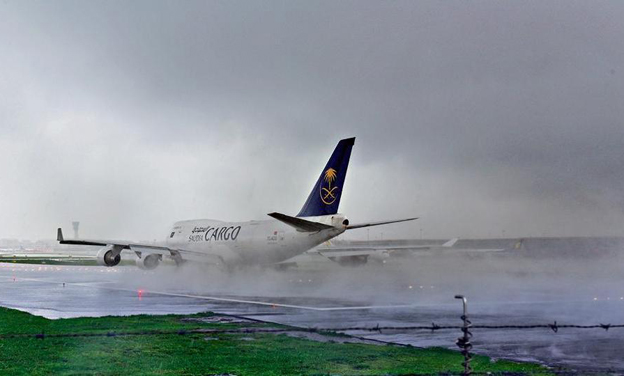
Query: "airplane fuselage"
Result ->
[[165, 214, 347, 266]]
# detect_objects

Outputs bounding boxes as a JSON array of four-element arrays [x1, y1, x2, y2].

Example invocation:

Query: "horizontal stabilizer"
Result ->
[[346, 217, 418, 230], [268, 212, 334, 232]]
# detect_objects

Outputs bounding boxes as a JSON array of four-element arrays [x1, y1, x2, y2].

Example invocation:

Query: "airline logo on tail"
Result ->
[[297, 137, 355, 217], [320, 168, 338, 205]]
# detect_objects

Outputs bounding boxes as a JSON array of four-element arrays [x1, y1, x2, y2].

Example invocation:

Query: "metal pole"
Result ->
[[455, 295, 472, 375]]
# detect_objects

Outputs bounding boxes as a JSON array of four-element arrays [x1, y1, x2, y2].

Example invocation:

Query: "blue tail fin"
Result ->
[[297, 137, 355, 217]]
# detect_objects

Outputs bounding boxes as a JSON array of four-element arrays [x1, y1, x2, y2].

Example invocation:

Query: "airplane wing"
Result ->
[[56, 228, 207, 258], [3, 229, 221, 267], [268, 213, 418, 232]]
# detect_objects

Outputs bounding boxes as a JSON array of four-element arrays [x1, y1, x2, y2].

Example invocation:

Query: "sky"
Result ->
[[0, 1, 623, 241]]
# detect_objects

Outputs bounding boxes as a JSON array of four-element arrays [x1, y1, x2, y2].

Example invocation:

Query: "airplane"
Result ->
[[300, 238, 460, 267], [277, 238, 505, 268], [56, 137, 417, 270]]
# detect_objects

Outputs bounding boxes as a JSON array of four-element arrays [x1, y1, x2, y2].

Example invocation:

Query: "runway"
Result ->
[[1, 253, 624, 372]]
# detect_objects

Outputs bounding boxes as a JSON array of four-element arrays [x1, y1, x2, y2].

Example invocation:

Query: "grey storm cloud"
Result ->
[[0, 1, 623, 241]]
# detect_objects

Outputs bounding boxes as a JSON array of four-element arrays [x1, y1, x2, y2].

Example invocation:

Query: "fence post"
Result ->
[[455, 295, 472, 375]]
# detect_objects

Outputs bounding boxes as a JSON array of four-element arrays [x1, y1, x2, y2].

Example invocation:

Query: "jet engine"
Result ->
[[136, 254, 161, 270], [97, 246, 121, 267]]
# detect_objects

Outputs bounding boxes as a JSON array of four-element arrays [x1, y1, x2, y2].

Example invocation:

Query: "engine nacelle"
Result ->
[[97, 246, 121, 267], [136, 254, 161, 270]]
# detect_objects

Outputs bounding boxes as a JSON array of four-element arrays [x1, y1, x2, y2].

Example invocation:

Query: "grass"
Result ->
[[0, 307, 553, 375]]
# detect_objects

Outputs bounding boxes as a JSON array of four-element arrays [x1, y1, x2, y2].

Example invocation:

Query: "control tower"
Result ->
[[72, 221, 80, 239]]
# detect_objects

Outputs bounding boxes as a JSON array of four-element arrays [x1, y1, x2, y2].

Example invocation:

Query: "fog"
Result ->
[[1, 1, 623, 241], [4, 236, 624, 369], [123, 238, 624, 314], [119, 238, 624, 368]]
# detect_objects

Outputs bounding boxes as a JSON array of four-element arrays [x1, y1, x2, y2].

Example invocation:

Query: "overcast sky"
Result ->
[[1, 1, 623, 241]]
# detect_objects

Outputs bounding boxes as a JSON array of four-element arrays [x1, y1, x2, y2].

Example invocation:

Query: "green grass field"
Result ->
[[0, 307, 553, 375]]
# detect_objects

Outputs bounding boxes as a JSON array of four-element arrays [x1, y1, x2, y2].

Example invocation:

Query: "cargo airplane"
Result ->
[[56, 137, 417, 270]]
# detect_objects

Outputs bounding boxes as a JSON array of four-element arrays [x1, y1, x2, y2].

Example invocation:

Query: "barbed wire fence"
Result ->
[[1, 296, 623, 375], [1, 322, 623, 340]]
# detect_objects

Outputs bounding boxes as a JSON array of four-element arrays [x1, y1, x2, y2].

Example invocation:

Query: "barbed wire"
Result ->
[[0, 321, 622, 340], [334, 322, 624, 332]]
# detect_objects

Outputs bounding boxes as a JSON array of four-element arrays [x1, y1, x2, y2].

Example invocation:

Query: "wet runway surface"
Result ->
[[1, 256, 624, 372]]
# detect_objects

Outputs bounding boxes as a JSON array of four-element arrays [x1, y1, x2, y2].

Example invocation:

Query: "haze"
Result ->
[[1, 1, 623, 241]]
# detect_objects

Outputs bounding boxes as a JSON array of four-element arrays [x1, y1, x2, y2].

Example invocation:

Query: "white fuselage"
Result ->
[[165, 214, 347, 266]]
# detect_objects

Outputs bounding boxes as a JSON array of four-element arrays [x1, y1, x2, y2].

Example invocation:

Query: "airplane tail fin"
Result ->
[[297, 137, 355, 217]]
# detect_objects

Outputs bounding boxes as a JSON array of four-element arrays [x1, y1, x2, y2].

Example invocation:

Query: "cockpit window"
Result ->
[[169, 232, 175, 238]]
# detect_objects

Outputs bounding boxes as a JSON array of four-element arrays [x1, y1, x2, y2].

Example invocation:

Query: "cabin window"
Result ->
[[169, 232, 175, 238]]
